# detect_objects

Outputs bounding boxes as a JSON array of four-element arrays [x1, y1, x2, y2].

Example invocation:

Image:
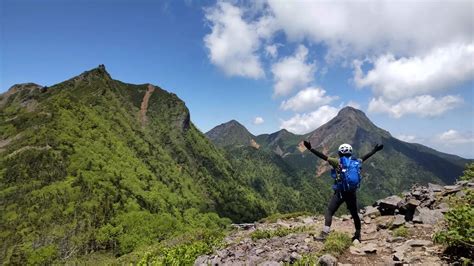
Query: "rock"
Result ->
[[393, 252, 406, 262], [406, 199, 420, 208], [341, 214, 351, 221], [194, 255, 209, 266], [413, 207, 443, 225], [456, 180, 469, 186], [377, 216, 395, 230], [456, 190, 466, 198], [387, 236, 406, 243], [468, 182, 474, 187], [363, 206, 381, 217], [365, 225, 377, 234], [349, 246, 364, 255], [392, 215, 406, 228], [363, 216, 372, 224], [260, 261, 280, 266], [378, 195, 403, 215], [406, 239, 432, 247], [361, 243, 378, 253], [411, 190, 422, 198], [255, 248, 265, 255], [443, 185, 461, 193], [428, 183, 444, 192], [232, 223, 255, 230], [301, 217, 314, 224], [318, 254, 338, 266], [290, 251, 302, 261]]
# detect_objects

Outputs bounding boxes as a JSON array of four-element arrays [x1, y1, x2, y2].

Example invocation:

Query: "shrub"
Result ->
[[392, 226, 408, 237]]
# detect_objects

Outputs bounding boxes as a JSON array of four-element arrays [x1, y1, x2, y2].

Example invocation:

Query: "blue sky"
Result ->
[[1, 0, 473, 158]]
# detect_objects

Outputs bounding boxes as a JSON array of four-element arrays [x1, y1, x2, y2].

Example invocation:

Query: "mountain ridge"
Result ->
[[206, 107, 471, 202]]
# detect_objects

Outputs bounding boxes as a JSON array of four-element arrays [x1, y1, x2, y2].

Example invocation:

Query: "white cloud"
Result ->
[[280, 87, 338, 112], [346, 101, 361, 109], [396, 134, 418, 143], [266, 0, 473, 57], [253, 116, 264, 125], [436, 129, 474, 145], [354, 42, 474, 101], [265, 44, 278, 58], [280, 105, 338, 134], [204, 2, 269, 78], [368, 95, 463, 118], [271, 45, 316, 96]]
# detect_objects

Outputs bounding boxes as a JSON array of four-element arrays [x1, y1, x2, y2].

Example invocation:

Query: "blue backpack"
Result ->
[[331, 156, 362, 191]]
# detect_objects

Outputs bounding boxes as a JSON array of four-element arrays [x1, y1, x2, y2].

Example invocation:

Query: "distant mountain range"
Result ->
[[206, 106, 471, 202]]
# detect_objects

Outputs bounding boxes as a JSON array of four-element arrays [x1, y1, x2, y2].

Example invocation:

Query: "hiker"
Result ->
[[303, 141, 383, 242]]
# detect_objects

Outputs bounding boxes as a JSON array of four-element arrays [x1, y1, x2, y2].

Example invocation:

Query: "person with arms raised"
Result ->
[[303, 141, 383, 242]]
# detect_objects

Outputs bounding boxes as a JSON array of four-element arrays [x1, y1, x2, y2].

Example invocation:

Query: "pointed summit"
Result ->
[[306, 107, 390, 155], [77, 64, 112, 80], [206, 120, 255, 147]]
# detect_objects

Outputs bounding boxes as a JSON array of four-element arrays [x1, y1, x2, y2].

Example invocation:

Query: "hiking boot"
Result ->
[[313, 230, 329, 241], [352, 231, 361, 242]]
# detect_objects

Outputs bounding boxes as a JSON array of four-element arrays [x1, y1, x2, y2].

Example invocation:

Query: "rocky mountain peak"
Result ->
[[206, 119, 255, 147], [72, 64, 112, 82]]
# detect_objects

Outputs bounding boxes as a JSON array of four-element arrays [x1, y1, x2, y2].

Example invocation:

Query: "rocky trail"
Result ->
[[195, 181, 473, 265]]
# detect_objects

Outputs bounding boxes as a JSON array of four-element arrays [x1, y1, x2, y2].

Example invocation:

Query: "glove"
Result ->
[[373, 143, 384, 152], [303, 141, 312, 150]]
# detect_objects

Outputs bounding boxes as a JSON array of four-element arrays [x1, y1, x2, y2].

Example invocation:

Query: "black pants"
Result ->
[[324, 190, 361, 232]]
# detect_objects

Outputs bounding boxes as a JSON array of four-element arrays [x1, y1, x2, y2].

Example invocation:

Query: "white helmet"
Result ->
[[338, 143, 353, 155]]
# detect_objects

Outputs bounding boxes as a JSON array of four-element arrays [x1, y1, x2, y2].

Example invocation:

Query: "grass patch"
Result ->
[[392, 226, 408, 237], [250, 226, 310, 240], [259, 212, 313, 223], [322, 231, 352, 256], [288, 254, 319, 265]]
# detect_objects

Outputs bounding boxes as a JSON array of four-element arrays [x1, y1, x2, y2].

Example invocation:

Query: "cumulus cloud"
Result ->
[[266, 0, 473, 57], [346, 101, 361, 109], [253, 116, 264, 125], [265, 44, 278, 58], [280, 105, 338, 134], [396, 134, 418, 143], [271, 45, 316, 96], [436, 129, 474, 145], [354, 42, 474, 101], [368, 95, 463, 118], [280, 87, 338, 112], [204, 2, 272, 78]]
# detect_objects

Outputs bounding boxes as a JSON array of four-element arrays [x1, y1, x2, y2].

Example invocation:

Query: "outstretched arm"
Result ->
[[361, 144, 383, 162], [303, 141, 328, 161]]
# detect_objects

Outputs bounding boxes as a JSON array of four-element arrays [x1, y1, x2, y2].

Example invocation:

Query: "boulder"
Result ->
[[363, 206, 381, 217], [361, 243, 378, 253], [318, 254, 338, 266], [406, 239, 432, 247], [378, 195, 403, 215], [412, 207, 444, 225], [428, 183, 444, 192], [392, 215, 406, 228]]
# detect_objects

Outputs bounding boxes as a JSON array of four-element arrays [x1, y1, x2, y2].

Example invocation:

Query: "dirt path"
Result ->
[[139, 84, 155, 126]]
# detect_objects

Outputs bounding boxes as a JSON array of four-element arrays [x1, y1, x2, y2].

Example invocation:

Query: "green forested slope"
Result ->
[[0, 66, 266, 264]]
